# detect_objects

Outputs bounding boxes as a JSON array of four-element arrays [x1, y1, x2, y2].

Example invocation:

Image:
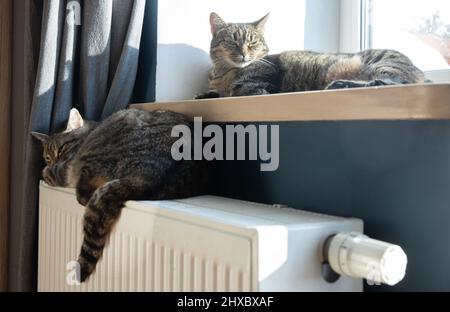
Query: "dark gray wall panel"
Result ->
[[211, 120, 450, 291]]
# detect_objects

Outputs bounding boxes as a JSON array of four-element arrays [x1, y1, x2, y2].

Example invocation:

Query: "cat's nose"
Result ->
[[239, 53, 250, 62]]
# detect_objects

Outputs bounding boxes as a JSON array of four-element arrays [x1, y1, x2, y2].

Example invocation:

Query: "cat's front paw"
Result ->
[[76, 195, 90, 206], [195, 91, 220, 99], [76, 188, 93, 206]]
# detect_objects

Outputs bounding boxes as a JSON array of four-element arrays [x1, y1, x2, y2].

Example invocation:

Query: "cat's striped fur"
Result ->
[[196, 13, 425, 98], [32, 108, 206, 282]]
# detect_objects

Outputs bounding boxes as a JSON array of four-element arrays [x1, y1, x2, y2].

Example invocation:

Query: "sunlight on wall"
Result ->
[[157, 0, 306, 54]]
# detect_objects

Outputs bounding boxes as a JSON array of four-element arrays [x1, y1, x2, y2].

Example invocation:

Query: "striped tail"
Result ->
[[76, 179, 130, 282]]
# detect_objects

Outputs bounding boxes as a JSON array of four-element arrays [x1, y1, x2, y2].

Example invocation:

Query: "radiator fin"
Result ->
[[38, 190, 253, 291]]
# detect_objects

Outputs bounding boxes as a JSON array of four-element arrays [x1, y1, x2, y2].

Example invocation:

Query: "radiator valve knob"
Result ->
[[324, 232, 407, 286]]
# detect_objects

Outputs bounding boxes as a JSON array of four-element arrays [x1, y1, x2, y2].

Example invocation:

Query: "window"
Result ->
[[341, 0, 450, 82]]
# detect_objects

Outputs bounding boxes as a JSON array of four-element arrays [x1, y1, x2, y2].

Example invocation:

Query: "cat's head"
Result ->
[[31, 108, 95, 187], [209, 12, 270, 68]]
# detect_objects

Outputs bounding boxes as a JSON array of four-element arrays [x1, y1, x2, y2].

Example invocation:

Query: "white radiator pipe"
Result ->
[[324, 232, 408, 286]]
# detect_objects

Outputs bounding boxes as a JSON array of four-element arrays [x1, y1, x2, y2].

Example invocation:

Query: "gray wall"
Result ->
[[211, 120, 450, 292]]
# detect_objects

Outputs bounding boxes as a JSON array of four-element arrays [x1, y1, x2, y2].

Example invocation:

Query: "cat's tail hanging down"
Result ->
[[76, 179, 134, 283]]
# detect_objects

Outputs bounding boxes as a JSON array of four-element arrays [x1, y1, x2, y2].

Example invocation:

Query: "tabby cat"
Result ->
[[196, 12, 426, 99], [32, 108, 205, 282]]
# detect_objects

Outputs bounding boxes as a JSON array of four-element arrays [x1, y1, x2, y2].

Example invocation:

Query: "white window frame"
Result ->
[[339, 0, 365, 53], [339, 0, 450, 82]]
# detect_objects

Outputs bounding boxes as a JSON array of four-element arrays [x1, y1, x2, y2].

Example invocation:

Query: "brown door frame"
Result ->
[[0, 0, 13, 291]]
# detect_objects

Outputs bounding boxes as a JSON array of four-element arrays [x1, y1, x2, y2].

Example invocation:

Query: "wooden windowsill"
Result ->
[[130, 83, 450, 122]]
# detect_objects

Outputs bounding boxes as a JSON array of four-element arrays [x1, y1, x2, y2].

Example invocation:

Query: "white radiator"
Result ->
[[38, 182, 363, 292]]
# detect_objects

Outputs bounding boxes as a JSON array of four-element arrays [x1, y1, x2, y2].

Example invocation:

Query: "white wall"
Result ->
[[156, 0, 340, 101]]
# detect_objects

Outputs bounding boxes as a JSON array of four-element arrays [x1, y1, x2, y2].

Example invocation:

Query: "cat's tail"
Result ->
[[76, 179, 132, 283]]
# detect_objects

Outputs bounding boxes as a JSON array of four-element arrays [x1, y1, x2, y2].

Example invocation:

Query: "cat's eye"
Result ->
[[224, 40, 237, 48], [44, 155, 51, 163]]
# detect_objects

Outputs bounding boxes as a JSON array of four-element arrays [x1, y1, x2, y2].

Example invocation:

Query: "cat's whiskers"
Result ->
[[256, 58, 276, 68]]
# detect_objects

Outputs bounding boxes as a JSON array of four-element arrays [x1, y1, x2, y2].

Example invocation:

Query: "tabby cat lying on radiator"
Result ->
[[32, 108, 205, 282], [196, 12, 426, 99]]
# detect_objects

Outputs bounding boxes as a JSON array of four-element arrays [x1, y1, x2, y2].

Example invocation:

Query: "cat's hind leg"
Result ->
[[365, 79, 398, 87], [325, 80, 369, 90], [325, 79, 397, 90]]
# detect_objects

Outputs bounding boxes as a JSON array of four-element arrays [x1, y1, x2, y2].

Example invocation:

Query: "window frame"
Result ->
[[339, 0, 450, 82]]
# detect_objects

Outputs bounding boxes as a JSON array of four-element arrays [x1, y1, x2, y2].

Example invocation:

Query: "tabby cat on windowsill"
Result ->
[[196, 12, 426, 99], [32, 108, 206, 283]]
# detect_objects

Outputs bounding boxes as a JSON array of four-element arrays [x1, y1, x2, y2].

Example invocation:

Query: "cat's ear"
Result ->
[[31, 132, 49, 143], [66, 108, 84, 132], [210, 12, 226, 35], [253, 13, 270, 33]]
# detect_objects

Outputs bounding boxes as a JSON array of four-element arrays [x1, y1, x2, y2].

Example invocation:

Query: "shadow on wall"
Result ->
[[156, 43, 211, 101]]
